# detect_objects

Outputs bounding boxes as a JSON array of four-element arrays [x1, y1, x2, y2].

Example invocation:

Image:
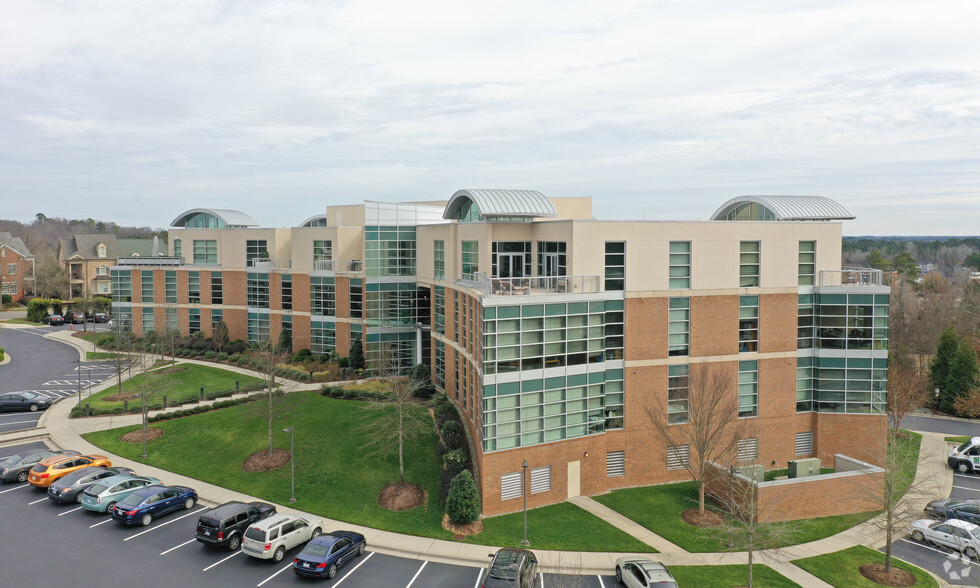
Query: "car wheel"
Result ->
[[75, 492, 83, 503], [958, 462, 971, 473], [273, 546, 285, 563], [312, 527, 322, 538], [357, 541, 365, 556], [967, 547, 979, 560], [141, 513, 152, 527], [327, 563, 338, 579], [911, 530, 925, 542], [29, 404, 39, 412], [16, 471, 28, 483], [106, 501, 116, 512], [228, 534, 241, 551], [184, 497, 195, 510], [615, 566, 623, 584]]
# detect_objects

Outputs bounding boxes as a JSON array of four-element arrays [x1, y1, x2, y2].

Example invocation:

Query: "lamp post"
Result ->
[[283, 426, 296, 503], [521, 459, 529, 547]]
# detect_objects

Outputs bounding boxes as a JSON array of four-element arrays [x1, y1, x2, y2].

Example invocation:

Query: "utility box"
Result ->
[[788, 458, 821, 478], [737, 464, 765, 483]]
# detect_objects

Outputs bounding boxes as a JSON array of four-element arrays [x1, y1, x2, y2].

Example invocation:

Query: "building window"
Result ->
[[797, 294, 815, 350], [365, 226, 416, 277], [173, 238, 181, 259], [246, 240, 268, 266], [246, 273, 270, 308], [365, 282, 426, 327], [434, 241, 445, 281], [142, 308, 154, 332], [247, 312, 270, 343], [279, 274, 292, 310], [165, 271, 177, 303], [311, 320, 336, 355], [812, 356, 888, 414], [795, 432, 814, 456], [211, 309, 223, 328], [739, 241, 760, 287], [739, 295, 759, 352], [604, 242, 625, 291], [669, 241, 691, 289], [501, 472, 523, 501], [434, 339, 446, 388], [96, 265, 108, 276], [313, 240, 332, 262], [434, 286, 445, 335], [96, 282, 108, 294], [492, 242, 531, 278], [189, 309, 201, 334], [461, 241, 479, 280], [349, 278, 362, 319], [667, 445, 689, 471], [537, 242, 567, 278], [165, 307, 178, 332], [797, 356, 813, 412], [799, 241, 815, 286], [141, 271, 154, 303], [210, 272, 222, 304], [311, 277, 336, 317], [188, 271, 200, 304], [111, 270, 132, 302], [530, 466, 551, 494], [668, 297, 690, 356], [2, 282, 17, 295], [738, 360, 758, 418], [606, 451, 625, 477], [814, 292, 889, 351], [737, 437, 759, 462], [667, 365, 690, 424], [193, 240, 217, 265], [97, 243, 107, 258]]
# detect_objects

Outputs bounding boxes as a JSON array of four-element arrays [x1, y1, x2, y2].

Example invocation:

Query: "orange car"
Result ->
[[27, 454, 111, 488]]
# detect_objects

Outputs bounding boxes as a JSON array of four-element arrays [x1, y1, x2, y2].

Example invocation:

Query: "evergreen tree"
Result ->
[[891, 251, 920, 282], [946, 345, 980, 416], [446, 470, 481, 525], [349, 335, 365, 371], [276, 327, 292, 355], [866, 249, 891, 271], [931, 327, 959, 396]]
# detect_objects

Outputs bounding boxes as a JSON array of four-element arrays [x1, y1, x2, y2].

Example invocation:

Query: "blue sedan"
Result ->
[[110, 484, 197, 526], [292, 530, 366, 579]]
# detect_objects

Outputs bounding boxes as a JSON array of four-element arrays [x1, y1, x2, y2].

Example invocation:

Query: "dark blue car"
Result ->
[[111, 484, 197, 526], [925, 499, 980, 524], [292, 530, 366, 579]]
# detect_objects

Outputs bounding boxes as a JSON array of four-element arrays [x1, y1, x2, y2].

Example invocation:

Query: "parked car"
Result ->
[[292, 530, 366, 579], [81, 474, 162, 513], [925, 499, 980, 524], [0, 450, 80, 483], [87, 312, 108, 323], [41, 314, 64, 326], [908, 518, 980, 559], [28, 454, 111, 488], [46, 466, 136, 504], [615, 556, 679, 588], [481, 548, 538, 588], [0, 391, 52, 413], [111, 484, 197, 526], [242, 514, 323, 563], [63, 311, 85, 324], [195, 501, 277, 551]]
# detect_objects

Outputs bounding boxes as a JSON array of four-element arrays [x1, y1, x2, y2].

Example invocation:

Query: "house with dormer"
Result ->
[[58, 234, 155, 298], [0, 232, 34, 302]]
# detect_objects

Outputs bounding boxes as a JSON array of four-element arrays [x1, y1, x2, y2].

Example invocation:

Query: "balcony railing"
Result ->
[[248, 258, 292, 271], [473, 273, 601, 296], [819, 267, 883, 287], [314, 259, 363, 272], [115, 256, 184, 267]]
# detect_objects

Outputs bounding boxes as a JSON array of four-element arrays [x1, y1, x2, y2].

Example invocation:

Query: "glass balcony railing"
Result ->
[[472, 272, 601, 296], [819, 267, 883, 287]]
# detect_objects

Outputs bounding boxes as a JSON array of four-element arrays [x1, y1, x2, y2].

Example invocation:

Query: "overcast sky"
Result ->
[[2, 1, 978, 235]]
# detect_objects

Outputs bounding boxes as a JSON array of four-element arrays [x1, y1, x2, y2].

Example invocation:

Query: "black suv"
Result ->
[[481, 548, 538, 588], [195, 501, 277, 551]]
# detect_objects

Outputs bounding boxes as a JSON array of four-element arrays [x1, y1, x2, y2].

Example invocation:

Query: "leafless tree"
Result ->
[[647, 362, 745, 516], [887, 347, 929, 429], [248, 338, 294, 457]]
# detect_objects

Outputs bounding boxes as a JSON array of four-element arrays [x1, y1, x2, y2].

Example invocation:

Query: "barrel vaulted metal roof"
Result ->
[[443, 189, 558, 220], [710, 195, 855, 221], [299, 214, 327, 227], [170, 208, 259, 228]]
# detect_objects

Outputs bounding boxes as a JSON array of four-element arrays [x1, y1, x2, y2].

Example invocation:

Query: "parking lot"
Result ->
[[0, 439, 618, 587]]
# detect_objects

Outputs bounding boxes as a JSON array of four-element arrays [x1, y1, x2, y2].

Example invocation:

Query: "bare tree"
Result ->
[[248, 338, 293, 457], [887, 346, 929, 429], [647, 363, 744, 516]]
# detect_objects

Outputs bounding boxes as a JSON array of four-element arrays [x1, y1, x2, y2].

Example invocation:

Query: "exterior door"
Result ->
[[567, 460, 581, 498]]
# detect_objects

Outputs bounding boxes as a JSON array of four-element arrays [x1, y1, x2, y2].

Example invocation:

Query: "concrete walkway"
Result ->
[[0, 325, 953, 585]]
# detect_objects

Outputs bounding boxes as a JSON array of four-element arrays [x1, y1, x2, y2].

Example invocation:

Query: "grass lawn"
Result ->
[[466, 501, 653, 552], [82, 362, 266, 410], [794, 546, 937, 588], [946, 435, 971, 445], [3, 318, 39, 325], [87, 351, 123, 359], [670, 564, 801, 588]]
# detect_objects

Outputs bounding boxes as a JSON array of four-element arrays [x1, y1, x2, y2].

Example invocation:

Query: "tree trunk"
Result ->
[[884, 518, 892, 573], [699, 479, 706, 515], [747, 548, 754, 588], [398, 404, 405, 485], [267, 386, 274, 457]]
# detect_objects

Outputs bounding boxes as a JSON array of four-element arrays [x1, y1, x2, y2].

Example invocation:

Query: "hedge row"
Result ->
[[319, 385, 391, 401], [149, 396, 262, 422], [69, 383, 266, 417]]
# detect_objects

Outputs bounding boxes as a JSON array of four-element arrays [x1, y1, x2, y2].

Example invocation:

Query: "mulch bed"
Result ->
[[681, 508, 726, 527], [858, 563, 917, 587], [377, 482, 427, 512], [120, 428, 165, 443], [242, 448, 291, 472], [441, 513, 483, 540]]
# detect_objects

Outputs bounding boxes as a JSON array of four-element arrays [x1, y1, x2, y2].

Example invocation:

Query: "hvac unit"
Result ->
[[788, 458, 821, 478]]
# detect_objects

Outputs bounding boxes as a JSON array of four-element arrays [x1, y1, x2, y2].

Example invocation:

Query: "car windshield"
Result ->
[[489, 551, 521, 580], [301, 543, 330, 558], [5, 455, 23, 464], [22, 392, 39, 400], [959, 441, 974, 452], [88, 483, 108, 495]]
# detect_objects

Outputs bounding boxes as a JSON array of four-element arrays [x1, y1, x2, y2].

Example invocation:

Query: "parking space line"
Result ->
[[57, 506, 84, 516], [539, 572, 544, 588], [598, 576, 606, 588], [28, 497, 48, 505], [405, 561, 427, 587], [472, 567, 482, 588], [122, 507, 207, 541], [331, 552, 374, 587], [0, 484, 30, 494], [256, 561, 294, 587], [203, 550, 241, 570], [90, 518, 114, 528], [954, 485, 980, 492], [0, 420, 38, 427], [899, 538, 979, 566], [161, 538, 198, 555]]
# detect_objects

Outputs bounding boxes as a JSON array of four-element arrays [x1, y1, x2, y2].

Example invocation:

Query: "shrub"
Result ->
[[0, 347, 5, 361], [292, 348, 313, 363], [27, 298, 50, 323], [204, 350, 217, 359], [444, 448, 469, 472], [446, 470, 481, 525], [434, 401, 460, 428], [228, 353, 240, 363], [2, 294, 11, 305], [216, 352, 229, 361], [441, 420, 465, 450]]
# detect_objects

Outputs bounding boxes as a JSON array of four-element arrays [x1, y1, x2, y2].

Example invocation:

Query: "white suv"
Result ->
[[242, 514, 322, 563]]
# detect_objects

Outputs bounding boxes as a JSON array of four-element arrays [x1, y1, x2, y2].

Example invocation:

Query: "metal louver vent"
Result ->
[[606, 451, 625, 477], [530, 466, 551, 494], [737, 438, 759, 462], [501, 472, 522, 501], [667, 445, 689, 471], [795, 432, 814, 456]]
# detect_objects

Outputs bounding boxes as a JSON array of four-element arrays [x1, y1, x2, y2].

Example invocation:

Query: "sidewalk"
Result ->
[[0, 327, 953, 584]]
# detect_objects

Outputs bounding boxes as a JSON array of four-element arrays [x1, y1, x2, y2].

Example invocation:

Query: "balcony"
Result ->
[[819, 267, 883, 287], [472, 273, 601, 296], [313, 259, 362, 273], [248, 258, 292, 271], [116, 256, 184, 267]]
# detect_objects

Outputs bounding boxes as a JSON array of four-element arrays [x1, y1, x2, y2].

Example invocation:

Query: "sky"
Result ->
[[1, 1, 979, 236]]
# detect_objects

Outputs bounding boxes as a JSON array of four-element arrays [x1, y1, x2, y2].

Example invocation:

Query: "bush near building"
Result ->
[[446, 470, 481, 525]]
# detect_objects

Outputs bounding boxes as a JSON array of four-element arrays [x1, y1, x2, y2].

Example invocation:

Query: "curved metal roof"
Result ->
[[299, 214, 327, 227], [443, 189, 558, 220], [170, 208, 259, 228], [710, 195, 854, 221]]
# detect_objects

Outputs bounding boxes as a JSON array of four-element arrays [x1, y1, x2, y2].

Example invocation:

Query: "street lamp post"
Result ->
[[283, 426, 296, 503], [521, 459, 529, 547]]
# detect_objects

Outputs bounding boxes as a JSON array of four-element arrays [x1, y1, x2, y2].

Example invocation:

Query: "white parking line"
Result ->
[[332, 552, 375, 587], [161, 538, 198, 555], [405, 561, 427, 587], [0, 484, 30, 494], [899, 537, 980, 565], [122, 507, 207, 541], [954, 485, 980, 492], [28, 497, 48, 505], [472, 567, 483, 588], [203, 550, 241, 570], [0, 420, 39, 427], [57, 506, 85, 517], [540, 572, 544, 588], [256, 561, 294, 587], [598, 576, 606, 588], [90, 517, 114, 528]]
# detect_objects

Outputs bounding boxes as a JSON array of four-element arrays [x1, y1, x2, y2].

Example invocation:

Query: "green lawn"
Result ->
[[793, 546, 937, 588], [82, 362, 266, 410], [83, 391, 646, 550], [87, 351, 123, 359], [466, 501, 653, 552], [2, 318, 39, 325], [946, 435, 971, 445], [670, 564, 801, 587]]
